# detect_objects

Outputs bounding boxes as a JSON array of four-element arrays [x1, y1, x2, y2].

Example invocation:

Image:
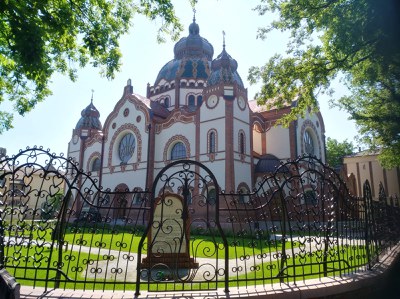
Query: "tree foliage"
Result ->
[[0, 0, 184, 133], [249, 0, 400, 167], [326, 137, 354, 168]]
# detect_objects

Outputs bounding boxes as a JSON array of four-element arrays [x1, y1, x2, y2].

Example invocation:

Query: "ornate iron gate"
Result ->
[[135, 160, 228, 294]]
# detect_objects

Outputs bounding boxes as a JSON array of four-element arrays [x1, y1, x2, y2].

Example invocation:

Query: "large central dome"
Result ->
[[154, 18, 214, 86]]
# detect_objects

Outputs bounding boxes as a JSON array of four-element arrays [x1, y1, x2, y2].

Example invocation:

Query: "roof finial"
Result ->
[[193, 7, 196, 22], [222, 30, 226, 50], [91, 89, 94, 103]]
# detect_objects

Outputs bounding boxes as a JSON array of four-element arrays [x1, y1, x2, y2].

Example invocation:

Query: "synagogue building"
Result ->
[[67, 18, 326, 199]]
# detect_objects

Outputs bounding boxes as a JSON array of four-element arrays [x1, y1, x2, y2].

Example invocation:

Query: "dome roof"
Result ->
[[75, 100, 102, 130], [154, 19, 213, 86], [173, 19, 213, 60], [255, 154, 288, 173], [207, 46, 244, 88], [155, 57, 211, 85]]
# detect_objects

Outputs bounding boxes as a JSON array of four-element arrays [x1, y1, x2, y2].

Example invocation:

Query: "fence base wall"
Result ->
[[0, 268, 20, 299]]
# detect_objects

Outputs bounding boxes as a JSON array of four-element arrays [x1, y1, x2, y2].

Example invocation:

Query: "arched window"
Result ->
[[207, 188, 216, 205], [239, 132, 245, 155], [91, 157, 101, 172], [132, 193, 142, 205], [171, 142, 186, 160], [209, 131, 216, 153], [187, 191, 192, 205], [164, 98, 169, 108], [113, 184, 128, 219], [197, 95, 203, 106], [188, 95, 195, 107], [303, 130, 314, 155], [238, 188, 249, 204]]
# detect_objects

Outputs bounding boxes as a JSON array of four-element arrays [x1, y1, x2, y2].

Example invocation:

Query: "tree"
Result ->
[[0, 0, 185, 133], [249, 0, 400, 168], [326, 137, 354, 168], [41, 190, 64, 221]]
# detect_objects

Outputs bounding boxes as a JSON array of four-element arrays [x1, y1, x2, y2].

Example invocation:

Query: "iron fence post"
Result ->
[[0, 216, 4, 268]]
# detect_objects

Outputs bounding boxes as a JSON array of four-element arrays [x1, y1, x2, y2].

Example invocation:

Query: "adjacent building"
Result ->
[[343, 150, 400, 198]]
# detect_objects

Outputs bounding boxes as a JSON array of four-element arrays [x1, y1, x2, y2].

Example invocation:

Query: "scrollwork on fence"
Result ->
[[0, 148, 399, 295]]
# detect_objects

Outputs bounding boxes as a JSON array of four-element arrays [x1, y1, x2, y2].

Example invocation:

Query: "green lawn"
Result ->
[[2, 240, 373, 292], [4, 222, 288, 259], [2, 221, 375, 292]]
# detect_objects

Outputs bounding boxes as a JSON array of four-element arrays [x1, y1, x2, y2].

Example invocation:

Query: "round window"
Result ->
[[119, 133, 136, 163]]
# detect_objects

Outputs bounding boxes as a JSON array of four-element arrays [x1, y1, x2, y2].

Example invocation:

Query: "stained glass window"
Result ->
[[304, 131, 314, 155], [171, 142, 186, 160], [119, 133, 136, 163]]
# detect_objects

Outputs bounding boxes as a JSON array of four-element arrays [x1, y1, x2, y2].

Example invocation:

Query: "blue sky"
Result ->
[[0, 0, 357, 157]]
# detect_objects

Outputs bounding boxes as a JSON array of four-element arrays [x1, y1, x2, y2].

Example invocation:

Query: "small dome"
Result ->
[[173, 19, 213, 60], [189, 21, 199, 35], [207, 46, 244, 88], [154, 19, 213, 86], [75, 100, 102, 130]]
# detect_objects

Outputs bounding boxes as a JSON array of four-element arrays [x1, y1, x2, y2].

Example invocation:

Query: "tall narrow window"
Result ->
[[238, 188, 249, 204], [132, 193, 142, 205], [186, 191, 192, 205], [209, 131, 216, 153], [91, 157, 101, 171], [304, 130, 314, 155], [239, 132, 245, 155], [188, 95, 195, 107], [171, 142, 186, 160], [164, 98, 169, 108], [197, 95, 203, 106], [207, 188, 216, 205]]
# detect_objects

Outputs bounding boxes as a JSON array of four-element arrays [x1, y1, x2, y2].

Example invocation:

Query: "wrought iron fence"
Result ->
[[0, 148, 399, 296]]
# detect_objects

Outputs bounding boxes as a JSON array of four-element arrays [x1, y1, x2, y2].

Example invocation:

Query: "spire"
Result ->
[[222, 30, 226, 50], [193, 6, 196, 23], [206, 32, 244, 88], [75, 94, 102, 130]]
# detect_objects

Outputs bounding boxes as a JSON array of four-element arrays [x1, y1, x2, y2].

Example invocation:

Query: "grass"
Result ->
[[4, 222, 289, 259], [2, 220, 376, 292], [2, 238, 374, 292], [233, 245, 370, 284], [144, 244, 372, 292]]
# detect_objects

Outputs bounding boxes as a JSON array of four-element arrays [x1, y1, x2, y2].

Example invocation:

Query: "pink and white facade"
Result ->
[[67, 19, 326, 196]]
